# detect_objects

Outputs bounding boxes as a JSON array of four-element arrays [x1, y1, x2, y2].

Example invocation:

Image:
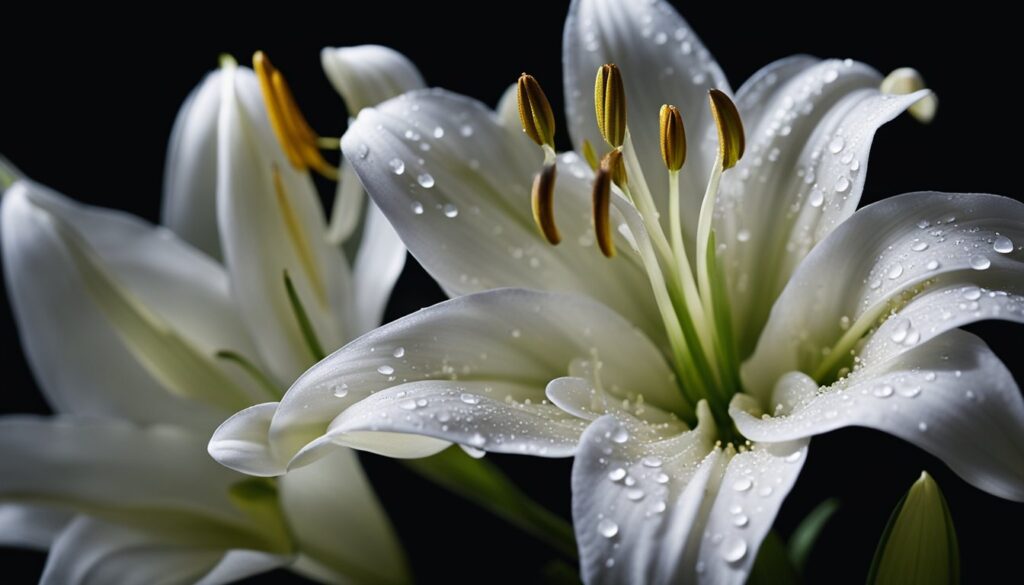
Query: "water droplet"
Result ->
[[597, 518, 619, 538], [462, 445, 486, 459], [399, 399, 418, 411], [417, 173, 435, 188], [737, 229, 751, 242], [655, 472, 670, 484], [433, 126, 445, 139], [392, 346, 406, 358], [873, 384, 894, 398], [758, 486, 774, 497], [459, 124, 474, 137], [356, 143, 370, 159], [994, 235, 1014, 254], [608, 467, 627, 481], [410, 201, 424, 214], [898, 385, 922, 398], [460, 393, 480, 405], [510, 328, 522, 338], [642, 456, 663, 468], [839, 315, 851, 330], [733, 514, 750, 527], [626, 488, 645, 501], [785, 451, 803, 463], [377, 365, 395, 375], [924, 372, 937, 382], [653, 31, 668, 44], [926, 260, 940, 271], [680, 40, 693, 54], [611, 427, 629, 444], [969, 255, 991, 270], [887, 263, 904, 279], [650, 500, 667, 514], [869, 278, 882, 290], [605, 558, 615, 569], [890, 319, 911, 343], [331, 384, 349, 398], [808, 188, 825, 208], [916, 219, 931, 229], [468, 433, 486, 447], [963, 287, 982, 301], [388, 158, 405, 175], [828, 136, 845, 154], [443, 203, 459, 218], [965, 390, 976, 400], [823, 68, 840, 83], [732, 478, 752, 492], [911, 241, 929, 251], [834, 176, 851, 193], [721, 538, 748, 563]]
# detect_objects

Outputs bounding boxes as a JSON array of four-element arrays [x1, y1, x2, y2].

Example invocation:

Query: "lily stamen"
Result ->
[[254, 51, 339, 180], [516, 73, 561, 245]]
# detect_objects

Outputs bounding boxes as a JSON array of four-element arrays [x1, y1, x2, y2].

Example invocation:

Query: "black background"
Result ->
[[1, 1, 1021, 583]]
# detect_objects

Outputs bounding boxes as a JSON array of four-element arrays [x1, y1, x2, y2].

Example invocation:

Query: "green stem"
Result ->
[[403, 447, 578, 561]]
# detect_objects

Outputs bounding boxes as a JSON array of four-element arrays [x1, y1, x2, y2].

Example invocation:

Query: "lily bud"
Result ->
[[659, 105, 687, 172], [517, 74, 556, 148], [708, 89, 744, 170], [595, 64, 626, 148], [868, 471, 960, 585]]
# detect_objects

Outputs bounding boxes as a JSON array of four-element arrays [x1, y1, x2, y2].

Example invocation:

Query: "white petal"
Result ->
[[279, 449, 410, 585], [570, 405, 718, 584], [217, 63, 354, 384], [208, 403, 281, 477], [1, 182, 259, 427], [734, 330, 1024, 501], [495, 83, 521, 132], [717, 58, 932, 354], [563, 0, 730, 242], [744, 192, 1024, 401], [351, 201, 406, 336], [320, 45, 425, 114], [695, 441, 808, 585], [41, 518, 224, 585], [341, 89, 661, 338], [161, 70, 223, 260], [320, 380, 587, 458], [194, 550, 294, 585], [0, 417, 278, 545], [0, 505, 72, 550], [210, 288, 677, 473]]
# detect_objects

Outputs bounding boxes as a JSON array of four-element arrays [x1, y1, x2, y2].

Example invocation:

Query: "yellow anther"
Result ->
[[595, 64, 626, 148], [659, 105, 687, 171], [531, 163, 560, 246], [582, 139, 600, 172], [881, 67, 938, 124], [591, 164, 616, 258], [254, 51, 338, 180], [708, 89, 744, 170], [603, 148, 627, 189], [517, 74, 556, 148]]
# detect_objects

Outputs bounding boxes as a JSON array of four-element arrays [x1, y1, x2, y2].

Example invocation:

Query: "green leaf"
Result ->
[[788, 497, 840, 573], [749, 530, 799, 585], [867, 471, 959, 585], [404, 447, 577, 560], [283, 270, 326, 362]]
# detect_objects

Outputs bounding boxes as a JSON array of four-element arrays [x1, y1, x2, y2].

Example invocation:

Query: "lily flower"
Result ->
[[210, 0, 1024, 582], [0, 45, 417, 584]]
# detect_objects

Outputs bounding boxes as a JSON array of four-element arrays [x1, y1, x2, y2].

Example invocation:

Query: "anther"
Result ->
[[517, 74, 556, 148], [532, 163, 560, 245], [582, 139, 600, 172], [603, 148, 627, 190], [592, 165, 615, 258], [659, 105, 686, 172], [595, 64, 626, 148], [880, 67, 938, 124], [708, 89, 744, 170]]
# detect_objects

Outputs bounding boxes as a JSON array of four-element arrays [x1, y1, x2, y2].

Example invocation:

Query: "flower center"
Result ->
[[517, 66, 747, 433]]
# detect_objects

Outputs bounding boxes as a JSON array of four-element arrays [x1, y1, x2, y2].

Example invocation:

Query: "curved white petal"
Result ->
[[571, 407, 717, 584], [320, 45, 425, 114], [161, 69, 223, 260], [717, 58, 932, 353], [2, 182, 261, 426], [41, 519, 219, 585], [280, 449, 410, 585], [351, 201, 406, 336], [0, 505, 72, 550], [208, 402, 281, 477], [495, 83, 521, 133], [743, 192, 1024, 401], [563, 0, 730, 241], [341, 89, 661, 337], [0, 417, 280, 547], [211, 288, 677, 474], [694, 441, 808, 585], [734, 330, 1024, 501], [217, 63, 354, 384], [195, 550, 294, 585]]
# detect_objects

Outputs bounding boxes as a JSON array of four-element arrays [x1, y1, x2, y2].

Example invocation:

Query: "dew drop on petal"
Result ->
[[459, 124, 474, 137], [993, 235, 1014, 254], [918, 421, 928, 432], [331, 384, 349, 398], [834, 176, 851, 193], [969, 255, 991, 270], [926, 260, 940, 271], [611, 427, 629, 444], [873, 384, 894, 398], [626, 488, 645, 501], [597, 518, 619, 538], [377, 365, 395, 375], [460, 393, 480, 405], [389, 158, 405, 175], [737, 229, 751, 242], [641, 456, 663, 468], [655, 472, 670, 483], [721, 538, 748, 563], [828, 136, 845, 154], [963, 287, 982, 301], [461, 445, 486, 459], [410, 201, 424, 215], [443, 203, 459, 218], [468, 432, 486, 447], [433, 126, 445, 139], [608, 467, 627, 481], [733, 514, 750, 527], [356, 143, 370, 159], [911, 240, 929, 252], [887, 263, 904, 279], [417, 173, 435, 188], [808, 188, 825, 208], [732, 478, 753, 492]]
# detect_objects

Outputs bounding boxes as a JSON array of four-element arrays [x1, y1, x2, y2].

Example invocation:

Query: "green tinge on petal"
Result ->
[[228, 478, 293, 555], [868, 472, 960, 585], [0, 155, 22, 191], [283, 270, 327, 363], [48, 210, 254, 413]]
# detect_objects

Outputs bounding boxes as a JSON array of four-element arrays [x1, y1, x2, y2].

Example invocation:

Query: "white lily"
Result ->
[[0, 45, 417, 584], [210, 0, 1024, 582]]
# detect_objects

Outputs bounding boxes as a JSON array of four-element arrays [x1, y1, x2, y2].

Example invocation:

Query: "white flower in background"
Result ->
[[0, 45, 416, 584], [210, 2, 1024, 584]]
